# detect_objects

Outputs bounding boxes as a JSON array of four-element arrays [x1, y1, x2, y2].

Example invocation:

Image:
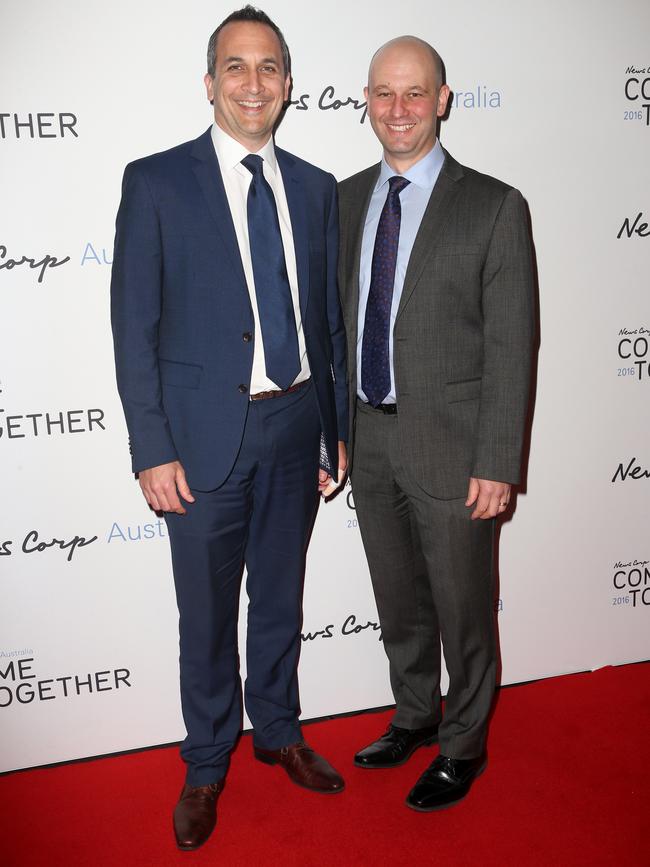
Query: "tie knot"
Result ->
[[388, 175, 410, 196], [242, 154, 264, 175]]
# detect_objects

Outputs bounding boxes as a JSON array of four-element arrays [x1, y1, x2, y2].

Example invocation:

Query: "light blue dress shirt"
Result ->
[[357, 139, 445, 403]]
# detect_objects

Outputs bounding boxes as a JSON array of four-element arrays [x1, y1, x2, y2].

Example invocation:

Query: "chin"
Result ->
[[385, 143, 411, 155]]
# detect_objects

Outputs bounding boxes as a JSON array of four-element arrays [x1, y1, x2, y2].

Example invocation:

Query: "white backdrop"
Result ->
[[1, 0, 649, 774]]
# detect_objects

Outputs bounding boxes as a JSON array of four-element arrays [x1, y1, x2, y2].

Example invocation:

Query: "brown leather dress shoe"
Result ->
[[254, 741, 345, 793], [173, 781, 223, 851]]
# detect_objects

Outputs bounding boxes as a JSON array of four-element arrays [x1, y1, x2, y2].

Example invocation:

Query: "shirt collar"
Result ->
[[375, 139, 444, 192], [211, 122, 278, 175]]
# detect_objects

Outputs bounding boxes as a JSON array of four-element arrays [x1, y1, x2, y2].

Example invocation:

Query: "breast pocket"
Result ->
[[435, 244, 482, 258]]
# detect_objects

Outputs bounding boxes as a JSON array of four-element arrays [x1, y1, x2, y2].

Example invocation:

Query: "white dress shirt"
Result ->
[[211, 123, 310, 394]]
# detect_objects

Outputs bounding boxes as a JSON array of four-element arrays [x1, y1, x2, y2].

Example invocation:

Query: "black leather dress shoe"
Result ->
[[354, 724, 438, 769], [406, 754, 487, 811]]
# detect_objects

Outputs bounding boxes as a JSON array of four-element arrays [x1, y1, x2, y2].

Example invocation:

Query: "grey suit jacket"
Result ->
[[338, 148, 535, 499]]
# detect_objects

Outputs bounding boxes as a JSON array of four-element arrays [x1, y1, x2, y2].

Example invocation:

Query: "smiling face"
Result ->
[[365, 38, 450, 173], [204, 21, 290, 151]]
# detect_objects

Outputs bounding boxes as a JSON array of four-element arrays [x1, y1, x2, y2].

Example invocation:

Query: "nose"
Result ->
[[390, 95, 407, 118], [244, 68, 263, 93]]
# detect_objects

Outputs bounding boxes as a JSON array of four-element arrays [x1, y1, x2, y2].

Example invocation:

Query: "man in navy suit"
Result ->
[[111, 6, 348, 851]]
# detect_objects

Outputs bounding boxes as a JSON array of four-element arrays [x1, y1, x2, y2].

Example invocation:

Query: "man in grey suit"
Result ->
[[338, 36, 534, 811]]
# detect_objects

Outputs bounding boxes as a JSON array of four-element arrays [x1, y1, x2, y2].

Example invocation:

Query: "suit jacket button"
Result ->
[[238, 384, 248, 394], [242, 332, 252, 342]]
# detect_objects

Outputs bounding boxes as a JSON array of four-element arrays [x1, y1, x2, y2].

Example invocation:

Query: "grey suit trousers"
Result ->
[[353, 400, 496, 759]]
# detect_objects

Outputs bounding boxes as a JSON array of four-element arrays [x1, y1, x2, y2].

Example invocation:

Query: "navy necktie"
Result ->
[[361, 175, 410, 406], [242, 154, 300, 391]]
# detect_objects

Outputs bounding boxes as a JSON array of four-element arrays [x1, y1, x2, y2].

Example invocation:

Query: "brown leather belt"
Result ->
[[250, 377, 311, 401]]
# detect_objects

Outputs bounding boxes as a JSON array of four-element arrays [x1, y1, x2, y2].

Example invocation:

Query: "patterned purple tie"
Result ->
[[361, 175, 410, 406]]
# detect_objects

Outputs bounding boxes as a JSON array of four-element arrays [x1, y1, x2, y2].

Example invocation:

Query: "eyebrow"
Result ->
[[373, 83, 429, 91], [223, 55, 279, 65]]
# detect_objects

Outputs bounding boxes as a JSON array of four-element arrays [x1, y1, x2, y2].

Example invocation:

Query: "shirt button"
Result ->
[[238, 384, 248, 394], [242, 332, 252, 342]]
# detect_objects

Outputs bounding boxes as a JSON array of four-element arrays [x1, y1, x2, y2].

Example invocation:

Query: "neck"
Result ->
[[215, 119, 272, 153], [384, 140, 438, 174]]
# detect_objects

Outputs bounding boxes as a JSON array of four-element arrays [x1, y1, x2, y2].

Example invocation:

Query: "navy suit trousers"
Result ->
[[165, 382, 320, 786]]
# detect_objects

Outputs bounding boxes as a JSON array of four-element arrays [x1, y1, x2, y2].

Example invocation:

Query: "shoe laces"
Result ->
[[283, 740, 313, 757], [186, 782, 221, 800], [388, 725, 413, 745], [421, 756, 455, 783]]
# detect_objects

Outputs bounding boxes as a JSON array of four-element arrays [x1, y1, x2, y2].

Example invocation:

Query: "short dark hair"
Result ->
[[207, 5, 291, 78]]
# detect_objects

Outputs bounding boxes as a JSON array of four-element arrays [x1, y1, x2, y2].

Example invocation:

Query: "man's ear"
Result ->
[[204, 73, 215, 106], [437, 84, 451, 117]]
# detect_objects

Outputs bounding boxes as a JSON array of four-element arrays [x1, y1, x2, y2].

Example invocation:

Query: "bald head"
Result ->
[[368, 36, 444, 90], [363, 34, 450, 173]]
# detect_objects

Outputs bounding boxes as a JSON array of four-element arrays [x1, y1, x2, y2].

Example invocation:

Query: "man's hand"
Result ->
[[139, 461, 196, 515], [338, 440, 348, 477], [318, 467, 330, 492], [318, 441, 348, 493], [466, 477, 511, 520]]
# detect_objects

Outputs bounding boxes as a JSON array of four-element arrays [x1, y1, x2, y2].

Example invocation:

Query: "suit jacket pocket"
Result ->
[[159, 358, 203, 389], [435, 244, 481, 258], [446, 376, 482, 403]]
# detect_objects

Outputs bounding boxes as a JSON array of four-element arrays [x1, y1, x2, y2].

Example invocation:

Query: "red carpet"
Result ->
[[1, 663, 648, 867]]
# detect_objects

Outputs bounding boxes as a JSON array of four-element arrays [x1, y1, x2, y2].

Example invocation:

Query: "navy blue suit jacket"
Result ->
[[111, 128, 348, 490]]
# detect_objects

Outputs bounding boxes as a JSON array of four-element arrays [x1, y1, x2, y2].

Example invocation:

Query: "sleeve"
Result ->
[[471, 187, 535, 484], [325, 174, 349, 442], [110, 162, 179, 474]]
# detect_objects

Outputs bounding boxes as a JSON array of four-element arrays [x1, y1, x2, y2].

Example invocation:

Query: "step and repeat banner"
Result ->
[[1, 0, 649, 773]]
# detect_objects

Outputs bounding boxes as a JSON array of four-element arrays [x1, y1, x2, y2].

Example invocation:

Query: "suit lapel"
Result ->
[[346, 164, 380, 344], [190, 128, 247, 286], [276, 149, 310, 320], [396, 150, 464, 320]]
